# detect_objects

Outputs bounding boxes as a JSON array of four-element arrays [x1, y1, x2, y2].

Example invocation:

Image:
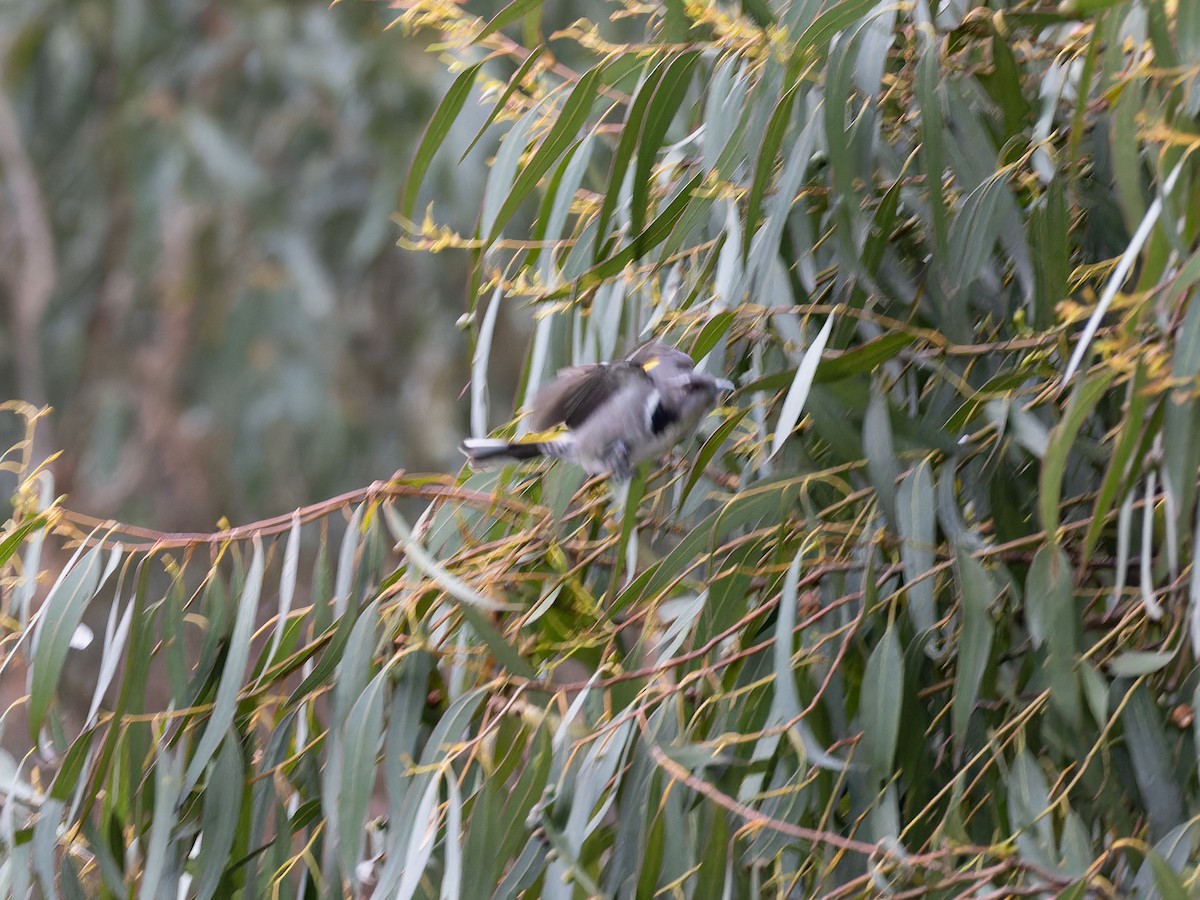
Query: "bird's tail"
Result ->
[[460, 437, 573, 469]]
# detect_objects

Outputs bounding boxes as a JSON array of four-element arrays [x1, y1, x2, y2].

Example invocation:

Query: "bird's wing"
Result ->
[[529, 361, 648, 430]]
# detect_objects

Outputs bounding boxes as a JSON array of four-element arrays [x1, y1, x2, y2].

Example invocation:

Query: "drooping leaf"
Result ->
[[1040, 367, 1115, 540], [897, 457, 938, 647], [768, 314, 835, 459], [952, 549, 997, 744], [28, 543, 118, 737], [472, 0, 545, 44], [862, 621, 903, 783], [403, 63, 484, 218], [182, 538, 265, 794]]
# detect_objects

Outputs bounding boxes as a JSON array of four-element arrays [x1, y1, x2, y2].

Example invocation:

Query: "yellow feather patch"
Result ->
[[641, 358, 660, 372], [513, 426, 569, 442]]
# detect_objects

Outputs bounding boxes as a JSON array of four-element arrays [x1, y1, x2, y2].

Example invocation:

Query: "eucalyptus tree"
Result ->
[[2, 0, 1199, 896]]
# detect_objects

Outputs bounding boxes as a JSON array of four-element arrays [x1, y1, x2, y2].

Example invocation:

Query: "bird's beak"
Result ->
[[715, 378, 735, 393]]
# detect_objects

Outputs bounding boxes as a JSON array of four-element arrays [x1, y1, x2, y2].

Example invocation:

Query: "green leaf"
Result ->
[[457, 602, 537, 680], [338, 665, 389, 881], [615, 469, 648, 590], [689, 310, 737, 362], [533, 129, 596, 283], [702, 56, 750, 176], [593, 55, 671, 259], [443, 771, 464, 898], [259, 512, 301, 685], [493, 837, 548, 899], [663, 0, 692, 39], [792, 0, 880, 63], [1121, 684, 1185, 838], [0, 514, 47, 568], [331, 597, 382, 730], [1040, 367, 1115, 540], [773, 549, 805, 722], [1083, 360, 1150, 561], [1060, 0, 1135, 15], [402, 62, 483, 220], [980, 30, 1030, 138], [818, 334, 916, 385], [744, 81, 801, 252], [383, 506, 505, 612], [862, 622, 903, 783], [49, 726, 99, 803], [897, 457, 937, 647], [1162, 283, 1200, 560], [568, 171, 704, 293], [183, 538, 265, 794], [334, 502, 366, 617], [462, 48, 545, 163], [769, 314, 835, 459], [1030, 172, 1069, 330], [863, 386, 899, 527], [628, 51, 701, 242], [1107, 650, 1175, 678], [31, 797, 61, 898], [28, 544, 113, 737], [953, 549, 997, 743], [194, 738, 244, 900], [1007, 749, 1056, 868], [679, 405, 749, 509], [1025, 545, 1080, 728], [1147, 852, 1193, 900], [139, 747, 184, 900], [943, 368, 1052, 434], [282, 609, 359, 715], [949, 166, 1015, 290], [916, 32, 948, 256], [487, 62, 607, 242], [394, 770, 443, 900], [470, 283, 503, 438], [473, 0, 544, 44], [861, 161, 907, 276], [73, 561, 151, 826]]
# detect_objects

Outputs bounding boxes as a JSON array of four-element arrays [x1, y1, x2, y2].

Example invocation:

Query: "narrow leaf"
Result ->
[[953, 549, 997, 743], [768, 314, 835, 459], [403, 63, 483, 219], [194, 738, 244, 900], [473, 0, 544, 43], [1026, 545, 1081, 727], [487, 63, 606, 241], [339, 665, 390, 881], [183, 537, 265, 794], [461, 48, 544, 162], [28, 544, 116, 736], [897, 457, 937, 646], [1040, 367, 1115, 539], [862, 622, 903, 783], [628, 51, 700, 241]]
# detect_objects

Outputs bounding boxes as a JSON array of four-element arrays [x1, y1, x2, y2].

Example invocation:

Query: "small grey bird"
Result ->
[[461, 343, 734, 480]]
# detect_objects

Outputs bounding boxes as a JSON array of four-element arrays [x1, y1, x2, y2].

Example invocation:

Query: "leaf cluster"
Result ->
[[4, 0, 1200, 896]]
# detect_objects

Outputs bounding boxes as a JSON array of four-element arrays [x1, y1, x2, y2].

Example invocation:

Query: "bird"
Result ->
[[460, 343, 734, 480]]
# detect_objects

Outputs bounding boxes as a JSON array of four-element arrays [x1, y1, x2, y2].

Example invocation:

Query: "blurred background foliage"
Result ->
[[0, 0, 508, 527], [3, 0, 1200, 897]]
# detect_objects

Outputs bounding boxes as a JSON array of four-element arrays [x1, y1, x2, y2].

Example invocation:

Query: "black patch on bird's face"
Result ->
[[649, 398, 678, 435]]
